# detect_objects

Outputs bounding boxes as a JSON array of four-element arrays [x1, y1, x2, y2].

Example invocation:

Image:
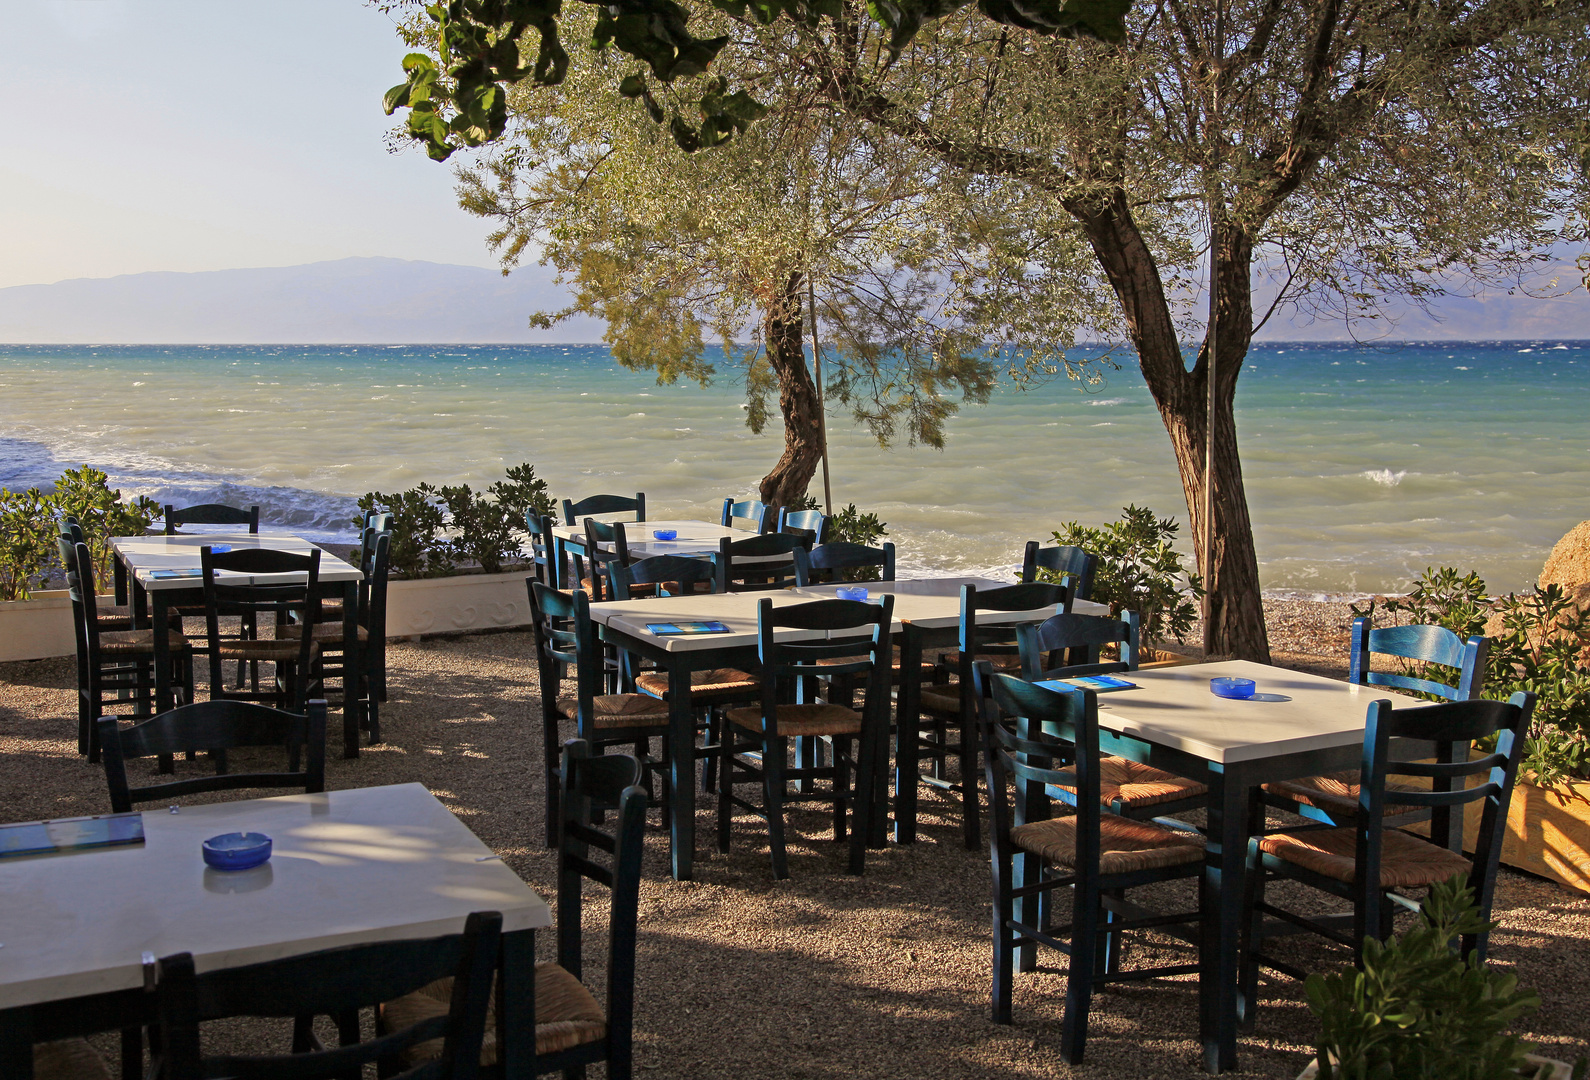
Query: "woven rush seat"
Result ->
[[32, 1039, 111, 1080], [1061, 756, 1209, 809], [918, 683, 964, 713], [98, 628, 191, 656], [818, 645, 937, 679], [634, 666, 759, 701], [381, 961, 607, 1068], [279, 621, 371, 643], [1011, 813, 1206, 874], [1262, 770, 1423, 820], [725, 702, 862, 737], [213, 631, 320, 664], [1256, 825, 1471, 889], [555, 693, 670, 728], [938, 649, 1023, 674]]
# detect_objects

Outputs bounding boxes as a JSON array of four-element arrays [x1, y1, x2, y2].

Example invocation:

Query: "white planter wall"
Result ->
[[0, 591, 76, 663], [383, 571, 534, 638]]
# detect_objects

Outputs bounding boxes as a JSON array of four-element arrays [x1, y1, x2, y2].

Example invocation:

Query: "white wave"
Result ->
[[1362, 468, 1408, 487], [1086, 398, 1127, 406]]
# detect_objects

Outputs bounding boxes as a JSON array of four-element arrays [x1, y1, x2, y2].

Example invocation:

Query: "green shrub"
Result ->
[[356, 463, 557, 579], [1043, 505, 1203, 646], [1305, 875, 1560, 1080], [1352, 568, 1590, 785], [0, 487, 58, 602], [0, 467, 159, 601], [54, 466, 160, 588]]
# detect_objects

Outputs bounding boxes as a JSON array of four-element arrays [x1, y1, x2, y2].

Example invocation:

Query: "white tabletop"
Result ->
[[586, 577, 1092, 651], [1089, 659, 1424, 765], [551, 518, 759, 558], [112, 533, 362, 590], [0, 783, 549, 1009]]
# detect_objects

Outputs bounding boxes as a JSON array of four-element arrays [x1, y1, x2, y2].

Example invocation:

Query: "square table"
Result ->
[[549, 519, 761, 588], [0, 783, 550, 1080], [585, 578, 1101, 875], [110, 533, 366, 756], [1067, 658, 1424, 1073]]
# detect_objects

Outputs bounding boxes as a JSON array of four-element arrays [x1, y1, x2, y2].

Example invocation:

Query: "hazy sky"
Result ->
[[2, 0, 502, 290]]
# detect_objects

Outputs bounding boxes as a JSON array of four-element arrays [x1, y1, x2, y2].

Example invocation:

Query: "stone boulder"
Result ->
[[1540, 520, 1590, 609]]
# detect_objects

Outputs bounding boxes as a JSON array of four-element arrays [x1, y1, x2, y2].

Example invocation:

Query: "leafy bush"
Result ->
[[1352, 567, 1590, 786], [1305, 875, 1575, 1080], [54, 466, 161, 588], [356, 463, 557, 579], [1043, 505, 1203, 646], [0, 467, 159, 601], [0, 487, 58, 602]]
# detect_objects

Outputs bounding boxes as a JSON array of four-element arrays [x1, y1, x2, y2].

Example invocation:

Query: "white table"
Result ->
[[550, 518, 761, 588], [110, 533, 365, 753], [1065, 659, 1423, 1072], [584, 577, 1090, 875], [0, 783, 550, 1079]]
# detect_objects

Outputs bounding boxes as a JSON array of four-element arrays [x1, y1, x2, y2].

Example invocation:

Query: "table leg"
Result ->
[[498, 927, 535, 1080], [667, 660, 697, 881], [892, 628, 923, 844], [151, 591, 174, 714], [0, 1007, 33, 1080], [1199, 764, 1247, 1074], [341, 580, 363, 759]]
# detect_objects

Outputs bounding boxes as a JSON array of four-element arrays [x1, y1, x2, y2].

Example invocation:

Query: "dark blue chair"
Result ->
[[163, 503, 259, 535], [977, 668, 1204, 1061], [1240, 691, 1535, 1025], [715, 531, 805, 592], [793, 541, 895, 585], [1020, 541, 1096, 603], [562, 492, 644, 526], [717, 595, 895, 878]]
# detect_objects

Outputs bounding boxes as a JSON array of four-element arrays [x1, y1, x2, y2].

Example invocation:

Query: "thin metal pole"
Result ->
[[808, 273, 834, 516], [1202, 1, 1224, 653]]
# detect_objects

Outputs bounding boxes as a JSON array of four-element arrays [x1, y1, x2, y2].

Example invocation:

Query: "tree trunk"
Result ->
[[1074, 194, 1271, 661], [756, 270, 825, 508]]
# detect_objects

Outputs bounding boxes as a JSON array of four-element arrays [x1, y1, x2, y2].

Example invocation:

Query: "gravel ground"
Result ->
[[3, 598, 1588, 1078]]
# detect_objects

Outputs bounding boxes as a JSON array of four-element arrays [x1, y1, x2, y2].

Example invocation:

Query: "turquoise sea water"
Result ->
[[0, 341, 1585, 595]]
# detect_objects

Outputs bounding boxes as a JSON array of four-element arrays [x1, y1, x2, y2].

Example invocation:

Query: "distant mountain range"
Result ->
[[0, 256, 1585, 343], [0, 257, 604, 344]]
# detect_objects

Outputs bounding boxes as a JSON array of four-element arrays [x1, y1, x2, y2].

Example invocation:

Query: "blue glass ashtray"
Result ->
[[652, 529, 677, 541], [210, 544, 231, 553], [202, 832, 272, 871], [836, 586, 870, 601], [1210, 677, 1256, 700]]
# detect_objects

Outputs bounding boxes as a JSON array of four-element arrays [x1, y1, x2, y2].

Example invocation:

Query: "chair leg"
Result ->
[[764, 734, 790, 880], [1239, 848, 1266, 1031], [958, 715, 980, 850], [992, 884, 1015, 1024], [832, 735, 851, 843], [543, 696, 563, 849], [716, 727, 736, 853], [1060, 879, 1099, 1065]]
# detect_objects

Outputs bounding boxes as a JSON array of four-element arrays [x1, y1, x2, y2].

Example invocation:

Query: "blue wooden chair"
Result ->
[[776, 506, 827, 547], [562, 492, 644, 526], [199, 544, 320, 713], [527, 582, 670, 846], [915, 581, 1070, 848], [1029, 612, 1209, 823], [157, 910, 502, 1080], [793, 541, 895, 585], [381, 740, 646, 1079], [163, 502, 259, 535], [978, 668, 1203, 1062], [1020, 541, 1096, 602], [715, 531, 805, 592], [98, 699, 328, 813], [1262, 617, 1490, 830], [1240, 691, 1535, 1025], [717, 595, 895, 878], [720, 496, 770, 533], [525, 508, 556, 587], [580, 518, 636, 602]]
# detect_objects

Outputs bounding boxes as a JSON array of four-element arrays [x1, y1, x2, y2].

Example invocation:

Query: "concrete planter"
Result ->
[[1459, 771, 1590, 896], [384, 570, 533, 638], [0, 591, 77, 663]]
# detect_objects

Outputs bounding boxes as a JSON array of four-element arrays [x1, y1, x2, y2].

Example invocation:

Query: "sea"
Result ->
[[1, 341, 1585, 597]]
